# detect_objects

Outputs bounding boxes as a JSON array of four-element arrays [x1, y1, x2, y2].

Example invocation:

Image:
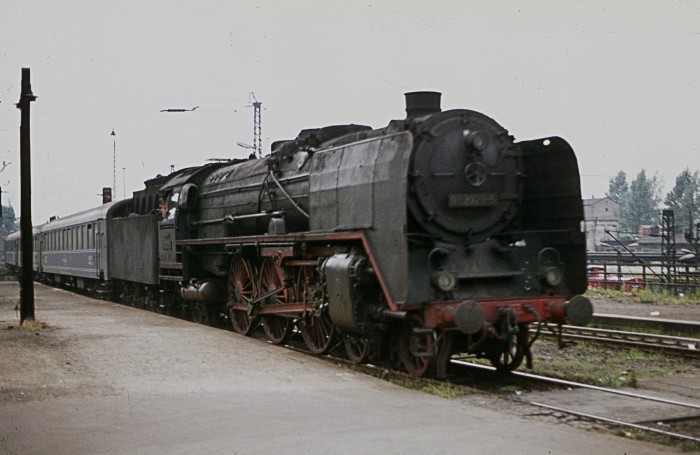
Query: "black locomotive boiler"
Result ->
[[7, 91, 592, 377]]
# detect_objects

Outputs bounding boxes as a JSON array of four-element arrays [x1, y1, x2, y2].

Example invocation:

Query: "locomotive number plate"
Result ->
[[447, 193, 498, 208]]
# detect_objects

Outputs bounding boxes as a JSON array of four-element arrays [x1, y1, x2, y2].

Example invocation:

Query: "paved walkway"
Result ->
[[0, 283, 683, 454]]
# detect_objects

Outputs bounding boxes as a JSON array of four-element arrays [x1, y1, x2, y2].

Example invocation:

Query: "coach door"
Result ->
[[96, 220, 105, 279]]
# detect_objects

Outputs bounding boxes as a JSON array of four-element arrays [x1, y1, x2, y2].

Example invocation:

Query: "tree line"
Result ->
[[606, 168, 700, 236]]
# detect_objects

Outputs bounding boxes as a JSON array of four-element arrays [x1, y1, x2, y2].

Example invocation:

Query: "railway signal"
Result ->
[[102, 187, 112, 204]]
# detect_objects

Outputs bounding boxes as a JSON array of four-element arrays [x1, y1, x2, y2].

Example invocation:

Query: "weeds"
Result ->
[[585, 286, 700, 305], [619, 429, 700, 452], [18, 318, 47, 332], [341, 363, 474, 400], [530, 339, 694, 387]]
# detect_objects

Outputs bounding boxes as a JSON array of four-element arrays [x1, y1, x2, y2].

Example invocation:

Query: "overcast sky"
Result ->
[[1, 1, 699, 224]]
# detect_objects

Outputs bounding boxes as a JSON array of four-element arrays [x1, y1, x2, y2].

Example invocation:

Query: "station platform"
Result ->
[[0, 282, 686, 454]]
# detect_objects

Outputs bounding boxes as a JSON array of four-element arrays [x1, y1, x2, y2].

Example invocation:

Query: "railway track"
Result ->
[[592, 313, 700, 337], [538, 323, 700, 357], [451, 360, 700, 444]]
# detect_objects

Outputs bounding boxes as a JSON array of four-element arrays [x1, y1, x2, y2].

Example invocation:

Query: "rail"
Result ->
[[537, 323, 700, 357], [452, 360, 700, 444]]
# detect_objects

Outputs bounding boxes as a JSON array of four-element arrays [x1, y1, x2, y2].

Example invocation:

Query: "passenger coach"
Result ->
[[7, 200, 130, 293]]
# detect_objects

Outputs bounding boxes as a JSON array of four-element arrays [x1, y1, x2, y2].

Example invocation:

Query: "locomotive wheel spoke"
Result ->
[[344, 335, 369, 364], [294, 267, 336, 354], [262, 316, 292, 345], [259, 259, 292, 345], [228, 256, 258, 335], [399, 314, 434, 377], [301, 312, 335, 354]]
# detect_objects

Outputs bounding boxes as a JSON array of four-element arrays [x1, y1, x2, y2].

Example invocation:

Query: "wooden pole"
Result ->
[[16, 68, 36, 324]]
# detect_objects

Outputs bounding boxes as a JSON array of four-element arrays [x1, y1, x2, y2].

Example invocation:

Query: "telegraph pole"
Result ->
[[16, 68, 36, 324]]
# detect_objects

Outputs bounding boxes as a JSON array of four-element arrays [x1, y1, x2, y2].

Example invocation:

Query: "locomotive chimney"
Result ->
[[404, 91, 442, 118]]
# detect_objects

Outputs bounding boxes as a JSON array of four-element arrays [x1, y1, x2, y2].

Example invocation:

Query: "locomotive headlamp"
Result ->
[[463, 129, 489, 151], [540, 266, 563, 287], [432, 271, 457, 292]]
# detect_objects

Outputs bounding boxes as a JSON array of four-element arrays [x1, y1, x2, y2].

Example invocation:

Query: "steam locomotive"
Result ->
[[6, 92, 592, 377]]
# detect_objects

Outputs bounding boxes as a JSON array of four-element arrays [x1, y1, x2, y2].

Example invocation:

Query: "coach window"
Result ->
[[87, 224, 93, 249]]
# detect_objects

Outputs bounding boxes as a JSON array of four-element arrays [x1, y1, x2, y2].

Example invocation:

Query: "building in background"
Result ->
[[583, 197, 620, 252]]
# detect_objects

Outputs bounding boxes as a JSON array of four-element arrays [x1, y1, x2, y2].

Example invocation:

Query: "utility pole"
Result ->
[[16, 68, 36, 324], [111, 129, 116, 200]]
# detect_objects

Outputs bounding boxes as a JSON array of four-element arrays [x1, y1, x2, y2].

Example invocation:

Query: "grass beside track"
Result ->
[[585, 286, 700, 305], [528, 338, 698, 388]]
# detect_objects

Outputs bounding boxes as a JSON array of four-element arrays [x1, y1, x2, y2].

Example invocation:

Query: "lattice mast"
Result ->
[[661, 209, 676, 288], [251, 93, 262, 158]]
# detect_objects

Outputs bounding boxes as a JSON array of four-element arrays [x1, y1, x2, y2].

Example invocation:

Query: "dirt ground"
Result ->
[[590, 296, 699, 321]]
